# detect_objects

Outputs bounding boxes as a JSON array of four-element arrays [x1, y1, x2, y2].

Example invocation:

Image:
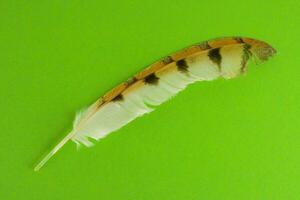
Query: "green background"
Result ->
[[1, 0, 300, 199]]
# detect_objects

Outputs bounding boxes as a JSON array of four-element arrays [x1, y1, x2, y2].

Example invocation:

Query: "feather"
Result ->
[[34, 37, 276, 171]]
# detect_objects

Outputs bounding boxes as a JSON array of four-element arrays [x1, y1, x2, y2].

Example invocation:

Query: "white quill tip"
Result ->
[[34, 132, 74, 171]]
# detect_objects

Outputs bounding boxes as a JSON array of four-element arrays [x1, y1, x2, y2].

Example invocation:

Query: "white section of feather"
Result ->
[[71, 50, 231, 145], [220, 45, 245, 79]]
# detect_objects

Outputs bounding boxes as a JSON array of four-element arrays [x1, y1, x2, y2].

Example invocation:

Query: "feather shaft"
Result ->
[[34, 132, 74, 171]]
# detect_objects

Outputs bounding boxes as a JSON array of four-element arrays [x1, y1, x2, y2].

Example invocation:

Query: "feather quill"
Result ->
[[34, 37, 276, 171]]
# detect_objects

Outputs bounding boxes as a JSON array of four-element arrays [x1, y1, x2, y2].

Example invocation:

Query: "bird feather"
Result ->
[[34, 37, 276, 171]]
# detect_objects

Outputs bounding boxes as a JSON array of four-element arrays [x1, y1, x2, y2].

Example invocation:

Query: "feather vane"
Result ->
[[34, 37, 276, 171]]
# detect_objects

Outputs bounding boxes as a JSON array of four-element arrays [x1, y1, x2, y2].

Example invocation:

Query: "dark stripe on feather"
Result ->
[[112, 94, 124, 102], [241, 44, 252, 72], [144, 73, 159, 85], [198, 41, 211, 50], [162, 56, 174, 64], [234, 37, 244, 43], [176, 59, 189, 73], [208, 48, 222, 68]]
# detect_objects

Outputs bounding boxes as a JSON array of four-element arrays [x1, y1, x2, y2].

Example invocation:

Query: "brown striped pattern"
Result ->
[[97, 37, 276, 108]]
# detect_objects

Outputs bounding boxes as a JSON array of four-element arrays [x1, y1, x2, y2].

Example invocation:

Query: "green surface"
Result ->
[[1, 0, 300, 199]]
